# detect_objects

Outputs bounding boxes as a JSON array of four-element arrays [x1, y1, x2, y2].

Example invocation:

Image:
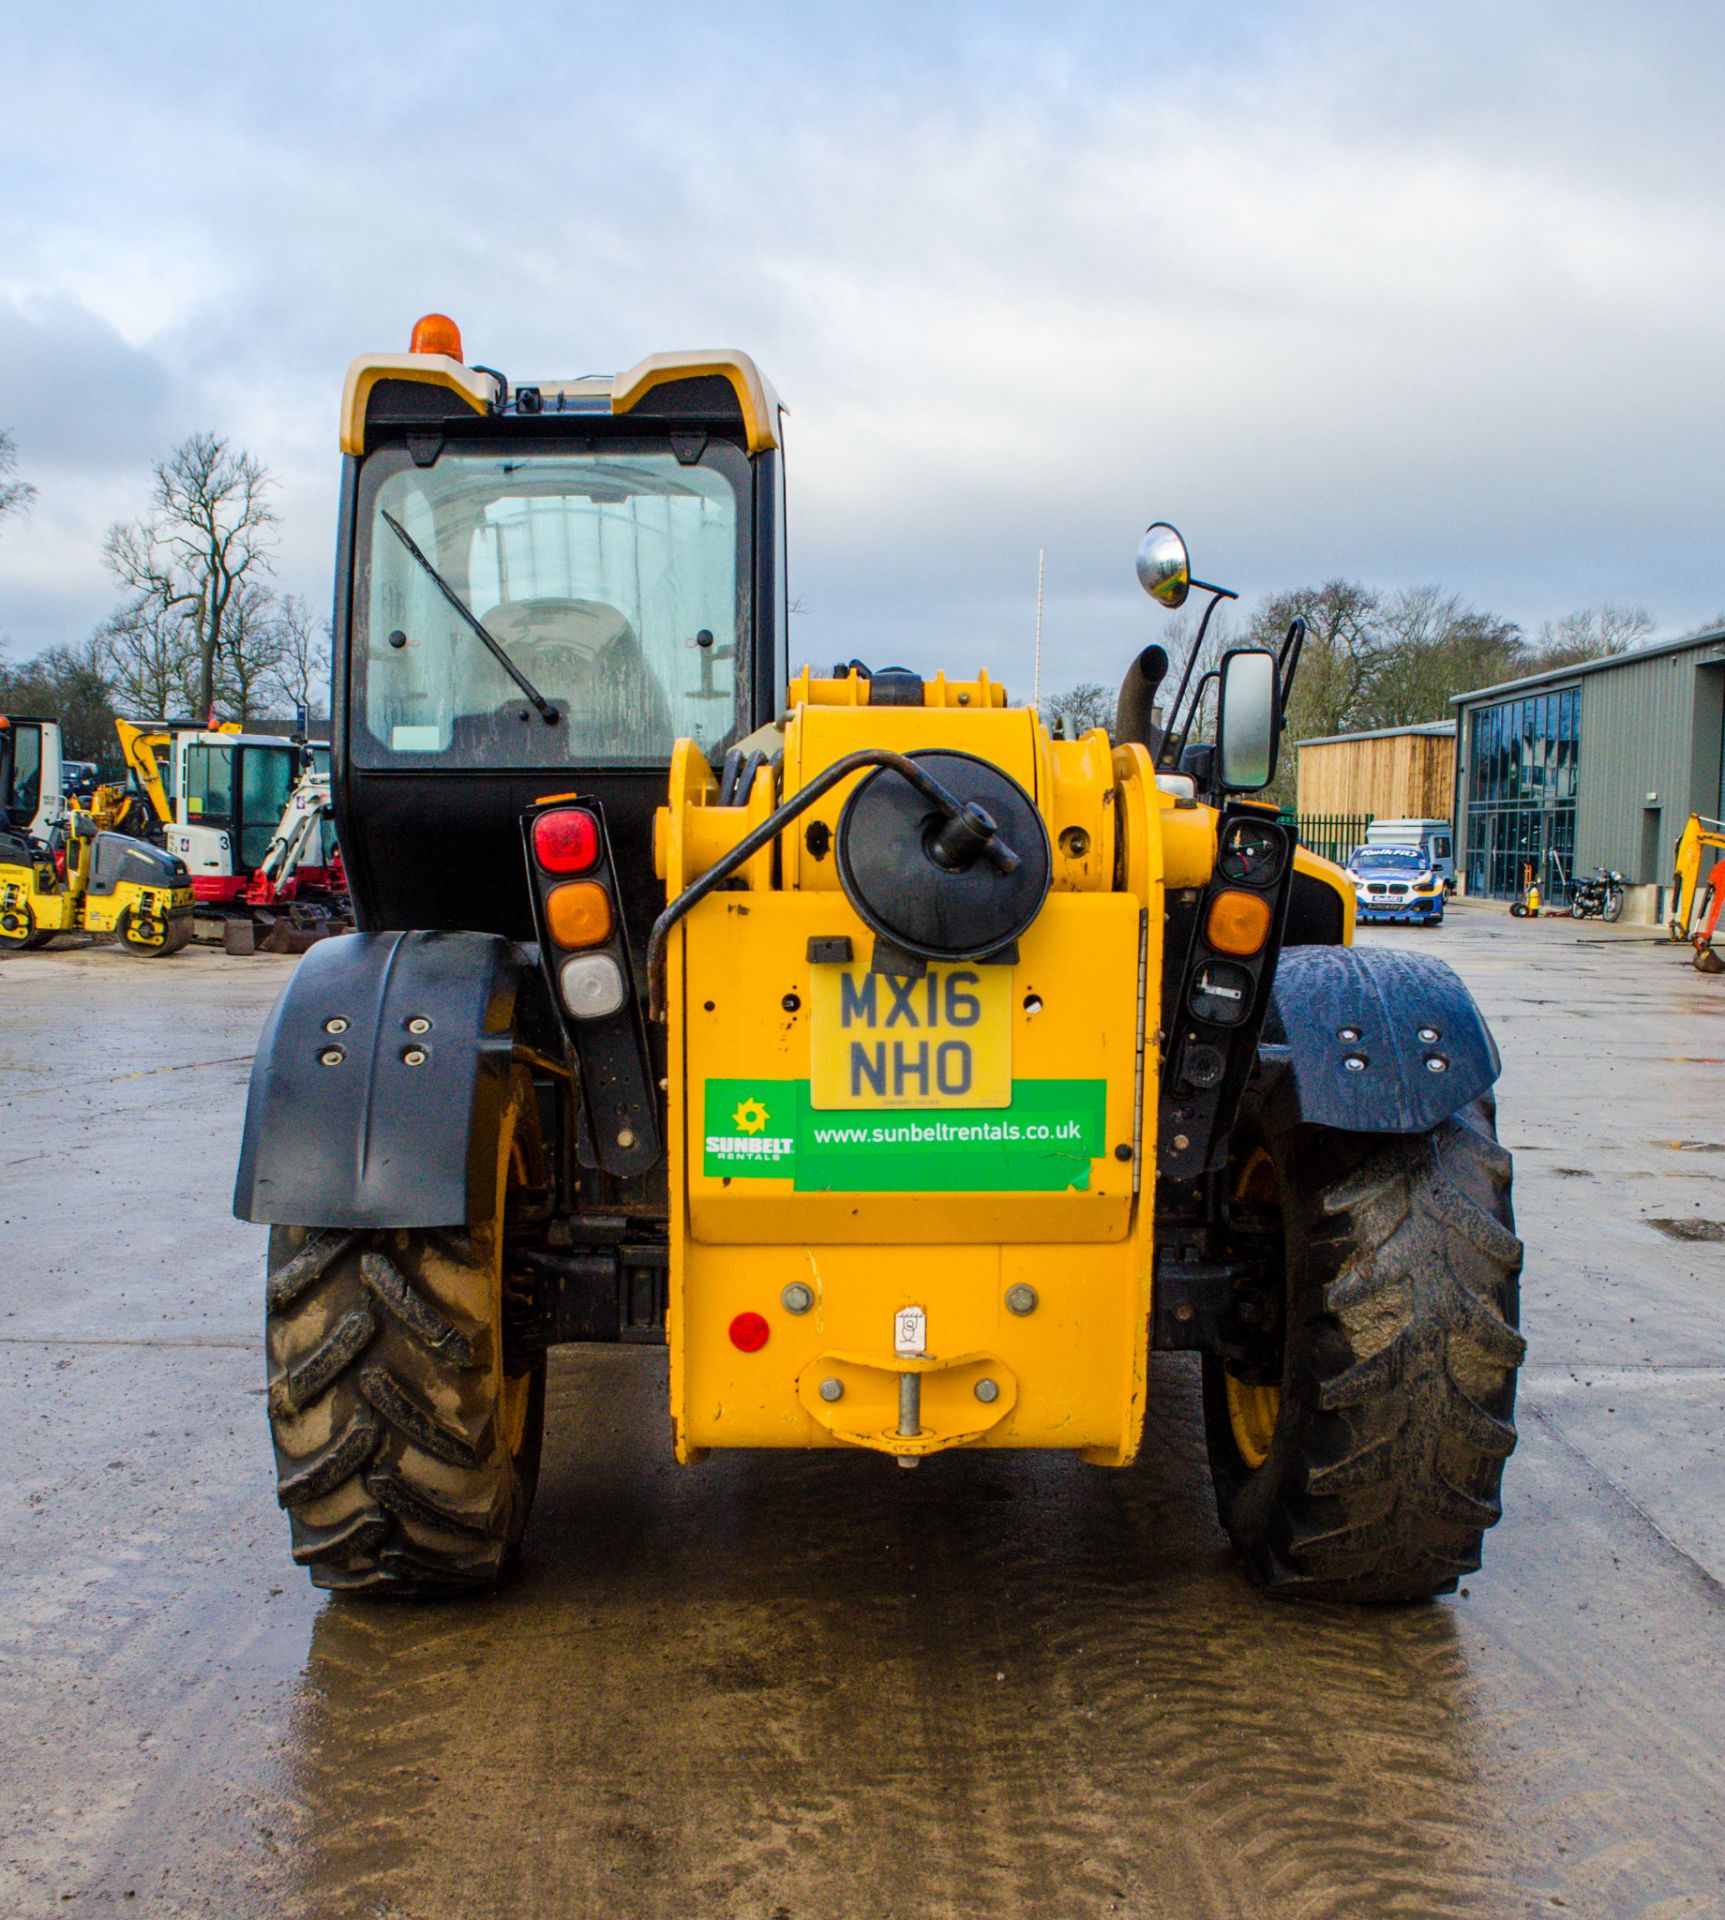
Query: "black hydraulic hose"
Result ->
[[646, 748, 1020, 1020]]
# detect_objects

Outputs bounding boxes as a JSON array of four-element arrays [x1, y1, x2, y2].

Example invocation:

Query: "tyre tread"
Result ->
[[265, 1221, 537, 1597], [1206, 1096, 1524, 1604]]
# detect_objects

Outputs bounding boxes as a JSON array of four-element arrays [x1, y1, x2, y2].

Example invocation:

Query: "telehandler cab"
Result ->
[[236, 318, 1524, 1603]]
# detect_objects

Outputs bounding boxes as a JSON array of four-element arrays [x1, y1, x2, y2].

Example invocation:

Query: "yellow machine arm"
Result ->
[[114, 719, 175, 826], [1670, 814, 1725, 940]]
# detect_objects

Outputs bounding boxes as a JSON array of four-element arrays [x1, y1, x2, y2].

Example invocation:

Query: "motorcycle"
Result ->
[[1570, 867, 1625, 922]]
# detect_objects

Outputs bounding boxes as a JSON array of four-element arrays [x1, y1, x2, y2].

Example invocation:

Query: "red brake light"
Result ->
[[533, 808, 599, 875], [409, 312, 463, 359]]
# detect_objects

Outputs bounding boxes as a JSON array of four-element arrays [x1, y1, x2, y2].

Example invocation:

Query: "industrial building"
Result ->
[[1449, 626, 1725, 912]]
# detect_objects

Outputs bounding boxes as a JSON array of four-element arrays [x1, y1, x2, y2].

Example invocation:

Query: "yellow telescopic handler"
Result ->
[[236, 319, 1524, 1603]]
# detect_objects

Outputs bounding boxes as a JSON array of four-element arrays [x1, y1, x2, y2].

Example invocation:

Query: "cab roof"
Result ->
[[341, 347, 782, 458]]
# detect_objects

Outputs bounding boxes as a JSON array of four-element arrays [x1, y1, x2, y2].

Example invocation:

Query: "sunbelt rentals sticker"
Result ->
[[702, 1078, 1107, 1192]]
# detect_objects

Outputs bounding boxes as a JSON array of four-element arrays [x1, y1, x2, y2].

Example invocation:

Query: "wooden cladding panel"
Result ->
[[1296, 734, 1455, 819]]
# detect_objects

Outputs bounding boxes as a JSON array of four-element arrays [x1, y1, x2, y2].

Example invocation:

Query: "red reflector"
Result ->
[[729, 1312, 770, 1353], [533, 808, 599, 874]]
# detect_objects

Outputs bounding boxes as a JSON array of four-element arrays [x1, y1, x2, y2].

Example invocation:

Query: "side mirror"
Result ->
[[1134, 522, 1191, 609], [1215, 648, 1280, 792]]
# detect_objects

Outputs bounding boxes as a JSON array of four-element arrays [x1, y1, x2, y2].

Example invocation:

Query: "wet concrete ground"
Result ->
[[1, 913, 1721, 1920]]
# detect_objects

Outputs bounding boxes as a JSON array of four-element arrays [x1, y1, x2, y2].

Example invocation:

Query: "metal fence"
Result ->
[[1281, 811, 1374, 865]]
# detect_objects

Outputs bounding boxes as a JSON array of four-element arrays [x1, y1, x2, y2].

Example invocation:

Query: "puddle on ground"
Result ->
[[1646, 1217, 1725, 1243]]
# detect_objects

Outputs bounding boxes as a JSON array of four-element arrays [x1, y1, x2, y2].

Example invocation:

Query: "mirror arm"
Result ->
[[1167, 668, 1221, 783], [1155, 583, 1238, 770], [1276, 616, 1306, 722]]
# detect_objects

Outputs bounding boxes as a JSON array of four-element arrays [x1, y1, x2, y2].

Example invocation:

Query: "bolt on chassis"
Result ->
[[235, 319, 1524, 1602]]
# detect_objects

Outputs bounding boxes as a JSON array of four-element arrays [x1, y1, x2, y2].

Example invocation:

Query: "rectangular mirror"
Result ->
[[1215, 648, 1280, 792]]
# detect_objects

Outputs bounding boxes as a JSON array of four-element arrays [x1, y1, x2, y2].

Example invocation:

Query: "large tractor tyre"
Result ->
[[264, 1080, 547, 1596], [1202, 1095, 1524, 1604]]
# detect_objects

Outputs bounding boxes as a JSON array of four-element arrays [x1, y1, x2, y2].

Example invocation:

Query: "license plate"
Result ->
[[808, 963, 1011, 1110]]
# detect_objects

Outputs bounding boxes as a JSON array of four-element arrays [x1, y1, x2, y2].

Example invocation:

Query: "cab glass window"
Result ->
[[239, 746, 296, 870], [353, 443, 751, 768], [186, 745, 235, 821], [10, 723, 41, 820]]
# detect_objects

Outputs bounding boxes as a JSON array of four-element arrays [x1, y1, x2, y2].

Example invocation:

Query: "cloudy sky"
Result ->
[[1, 0, 1721, 692]]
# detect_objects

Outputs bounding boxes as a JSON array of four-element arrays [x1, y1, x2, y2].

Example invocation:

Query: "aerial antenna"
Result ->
[[1033, 548, 1045, 709]]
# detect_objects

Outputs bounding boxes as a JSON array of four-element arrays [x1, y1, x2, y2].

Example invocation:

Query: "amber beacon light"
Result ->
[[409, 312, 464, 358]]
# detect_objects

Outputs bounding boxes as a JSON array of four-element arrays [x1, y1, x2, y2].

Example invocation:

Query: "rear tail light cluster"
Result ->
[[1162, 810, 1297, 1184], [529, 806, 623, 1021], [520, 797, 660, 1178]]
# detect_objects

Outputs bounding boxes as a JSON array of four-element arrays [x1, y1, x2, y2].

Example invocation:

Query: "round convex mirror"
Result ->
[[1135, 522, 1192, 608]]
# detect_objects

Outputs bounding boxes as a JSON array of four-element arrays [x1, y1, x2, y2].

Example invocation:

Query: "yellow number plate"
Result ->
[[808, 964, 1011, 1110]]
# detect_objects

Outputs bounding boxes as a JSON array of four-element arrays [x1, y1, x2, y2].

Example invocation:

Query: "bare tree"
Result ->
[[0, 633, 119, 763], [97, 599, 198, 719], [103, 434, 278, 721], [1039, 680, 1115, 736], [212, 581, 289, 725], [1244, 581, 1382, 744], [1532, 604, 1654, 668], [1371, 586, 1525, 724], [264, 593, 332, 720], [0, 428, 35, 534]]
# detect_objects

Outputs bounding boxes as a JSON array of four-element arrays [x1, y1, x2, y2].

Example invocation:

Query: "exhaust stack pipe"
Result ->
[[1114, 645, 1169, 753]]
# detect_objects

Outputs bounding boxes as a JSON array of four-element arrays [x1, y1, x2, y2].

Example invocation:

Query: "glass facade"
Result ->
[[1464, 686, 1580, 901]]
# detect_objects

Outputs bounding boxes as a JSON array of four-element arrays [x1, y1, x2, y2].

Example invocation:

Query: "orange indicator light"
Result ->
[[1206, 889, 1273, 956], [546, 880, 613, 949]]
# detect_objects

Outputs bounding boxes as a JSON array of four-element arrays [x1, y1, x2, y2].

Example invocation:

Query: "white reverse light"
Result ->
[[559, 953, 626, 1019]]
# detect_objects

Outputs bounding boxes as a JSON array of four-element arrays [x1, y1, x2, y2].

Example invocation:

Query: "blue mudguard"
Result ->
[[1257, 945, 1501, 1135], [233, 930, 531, 1229]]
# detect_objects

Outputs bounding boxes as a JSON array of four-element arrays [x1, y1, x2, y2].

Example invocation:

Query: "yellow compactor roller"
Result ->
[[0, 714, 194, 955], [235, 320, 1524, 1603]]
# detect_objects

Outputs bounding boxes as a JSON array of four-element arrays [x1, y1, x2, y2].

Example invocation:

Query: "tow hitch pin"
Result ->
[[897, 1372, 922, 1468]]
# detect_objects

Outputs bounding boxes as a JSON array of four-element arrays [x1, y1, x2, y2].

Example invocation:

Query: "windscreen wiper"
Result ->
[[380, 510, 560, 726]]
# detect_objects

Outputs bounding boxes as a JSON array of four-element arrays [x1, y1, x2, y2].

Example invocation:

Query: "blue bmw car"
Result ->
[[1345, 845, 1445, 925]]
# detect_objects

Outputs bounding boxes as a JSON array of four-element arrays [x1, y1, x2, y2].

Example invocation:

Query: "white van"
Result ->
[[1366, 818, 1455, 892]]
